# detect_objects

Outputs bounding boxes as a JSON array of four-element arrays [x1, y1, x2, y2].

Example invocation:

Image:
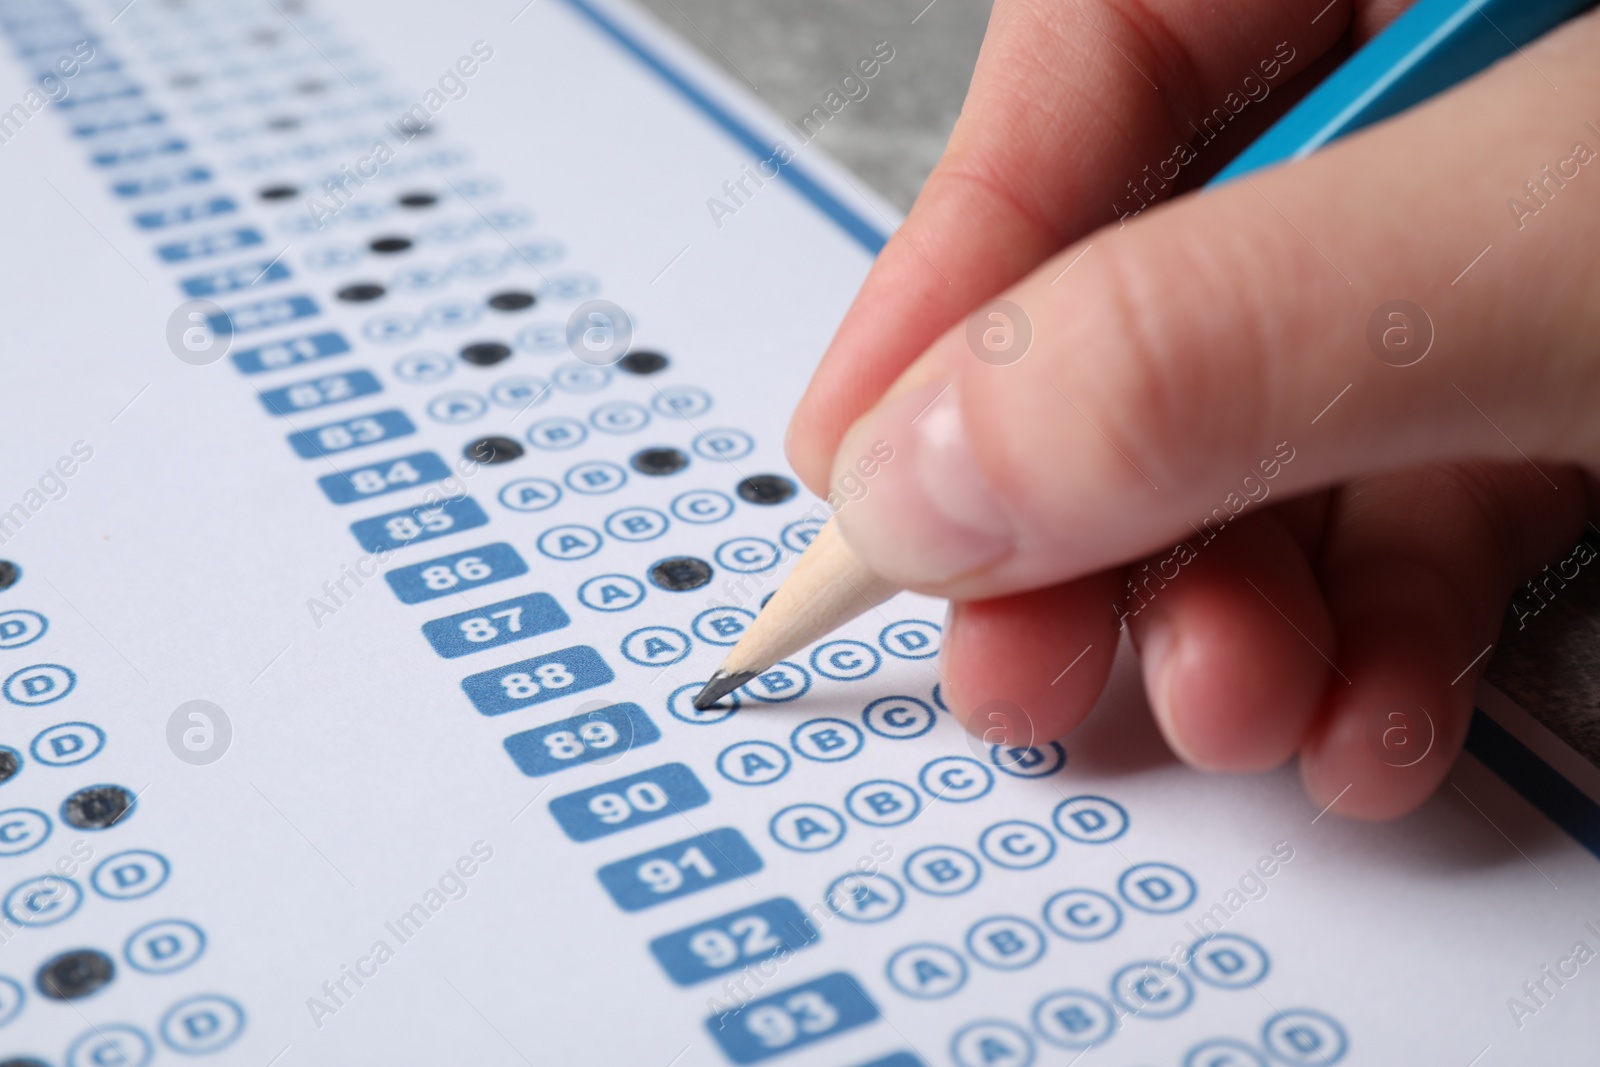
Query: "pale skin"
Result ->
[[785, 0, 1600, 820]]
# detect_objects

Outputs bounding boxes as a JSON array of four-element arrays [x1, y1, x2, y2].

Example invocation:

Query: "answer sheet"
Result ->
[[0, 0, 1598, 1064]]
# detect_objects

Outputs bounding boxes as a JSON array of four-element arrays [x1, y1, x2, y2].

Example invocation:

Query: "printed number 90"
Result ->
[[687, 916, 781, 968], [421, 556, 493, 591], [744, 992, 839, 1049], [542, 719, 617, 760], [501, 662, 576, 700], [637, 844, 715, 895], [587, 781, 668, 824]]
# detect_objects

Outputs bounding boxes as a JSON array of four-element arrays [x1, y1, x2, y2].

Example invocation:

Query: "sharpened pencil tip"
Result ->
[[693, 669, 756, 710]]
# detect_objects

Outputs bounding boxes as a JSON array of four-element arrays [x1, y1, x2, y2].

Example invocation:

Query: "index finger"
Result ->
[[784, 0, 1349, 492]]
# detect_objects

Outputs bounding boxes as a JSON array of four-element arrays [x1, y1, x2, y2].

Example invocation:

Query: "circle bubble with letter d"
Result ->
[[166, 700, 232, 766]]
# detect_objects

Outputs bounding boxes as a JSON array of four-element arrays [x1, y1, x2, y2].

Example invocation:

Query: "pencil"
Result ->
[[693, 518, 897, 708], [693, 0, 1599, 712]]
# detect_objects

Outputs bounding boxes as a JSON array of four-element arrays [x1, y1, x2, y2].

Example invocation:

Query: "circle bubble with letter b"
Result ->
[[166, 700, 232, 766]]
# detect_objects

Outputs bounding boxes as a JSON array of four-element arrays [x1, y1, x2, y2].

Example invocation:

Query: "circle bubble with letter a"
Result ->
[[565, 299, 633, 366], [166, 299, 232, 365], [166, 700, 232, 766]]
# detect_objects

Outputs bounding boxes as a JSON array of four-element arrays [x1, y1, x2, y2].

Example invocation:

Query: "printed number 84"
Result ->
[[745, 992, 838, 1049]]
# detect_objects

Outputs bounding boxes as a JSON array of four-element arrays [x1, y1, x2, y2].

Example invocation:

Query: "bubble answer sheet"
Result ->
[[1, 0, 1600, 1064]]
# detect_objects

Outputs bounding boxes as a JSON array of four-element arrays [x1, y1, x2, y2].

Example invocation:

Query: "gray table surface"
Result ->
[[633, 0, 1600, 766]]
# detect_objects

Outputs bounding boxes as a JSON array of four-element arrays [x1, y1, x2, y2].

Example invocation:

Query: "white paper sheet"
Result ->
[[0, 0, 1597, 1064]]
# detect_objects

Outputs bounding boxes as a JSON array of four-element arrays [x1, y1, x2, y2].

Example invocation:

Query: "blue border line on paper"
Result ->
[[1466, 709, 1600, 863], [558, 0, 888, 255]]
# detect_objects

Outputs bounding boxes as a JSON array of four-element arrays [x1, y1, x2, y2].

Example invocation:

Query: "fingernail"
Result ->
[[835, 381, 1013, 585], [1137, 620, 1200, 765]]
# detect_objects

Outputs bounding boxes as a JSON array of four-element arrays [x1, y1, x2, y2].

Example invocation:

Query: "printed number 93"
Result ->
[[745, 992, 838, 1049]]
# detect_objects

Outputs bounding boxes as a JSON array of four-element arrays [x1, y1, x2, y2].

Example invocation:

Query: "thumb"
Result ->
[[830, 11, 1600, 599]]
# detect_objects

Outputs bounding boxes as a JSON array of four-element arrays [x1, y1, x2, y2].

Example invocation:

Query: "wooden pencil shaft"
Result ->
[[719, 518, 900, 675]]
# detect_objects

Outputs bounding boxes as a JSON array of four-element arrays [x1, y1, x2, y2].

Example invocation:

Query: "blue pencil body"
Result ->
[[1212, 0, 1600, 184]]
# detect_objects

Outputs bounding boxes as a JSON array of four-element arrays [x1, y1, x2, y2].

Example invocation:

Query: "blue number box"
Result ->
[[214, 294, 318, 335], [157, 226, 262, 263], [422, 592, 569, 659], [597, 828, 762, 912], [708, 972, 880, 1064], [180, 258, 290, 296], [319, 452, 452, 505], [650, 897, 817, 985], [289, 410, 415, 459], [385, 543, 527, 604], [503, 701, 657, 776], [232, 330, 349, 375], [133, 195, 236, 229], [349, 497, 488, 552], [259, 370, 381, 416], [91, 136, 185, 167], [113, 165, 209, 198], [465, 645, 614, 717], [549, 762, 708, 841]]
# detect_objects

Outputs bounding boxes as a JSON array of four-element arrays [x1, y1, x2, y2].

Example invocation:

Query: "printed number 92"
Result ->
[[500, 662, 576, 700], [688, 915, 781, 969], [745, 992, 839, 1049]]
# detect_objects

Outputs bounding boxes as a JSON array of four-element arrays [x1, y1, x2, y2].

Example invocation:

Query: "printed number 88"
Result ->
[[501, 663, 576, 699]]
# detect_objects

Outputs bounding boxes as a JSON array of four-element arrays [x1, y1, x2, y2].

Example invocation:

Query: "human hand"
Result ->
[[785, 0, 1600, 819]]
